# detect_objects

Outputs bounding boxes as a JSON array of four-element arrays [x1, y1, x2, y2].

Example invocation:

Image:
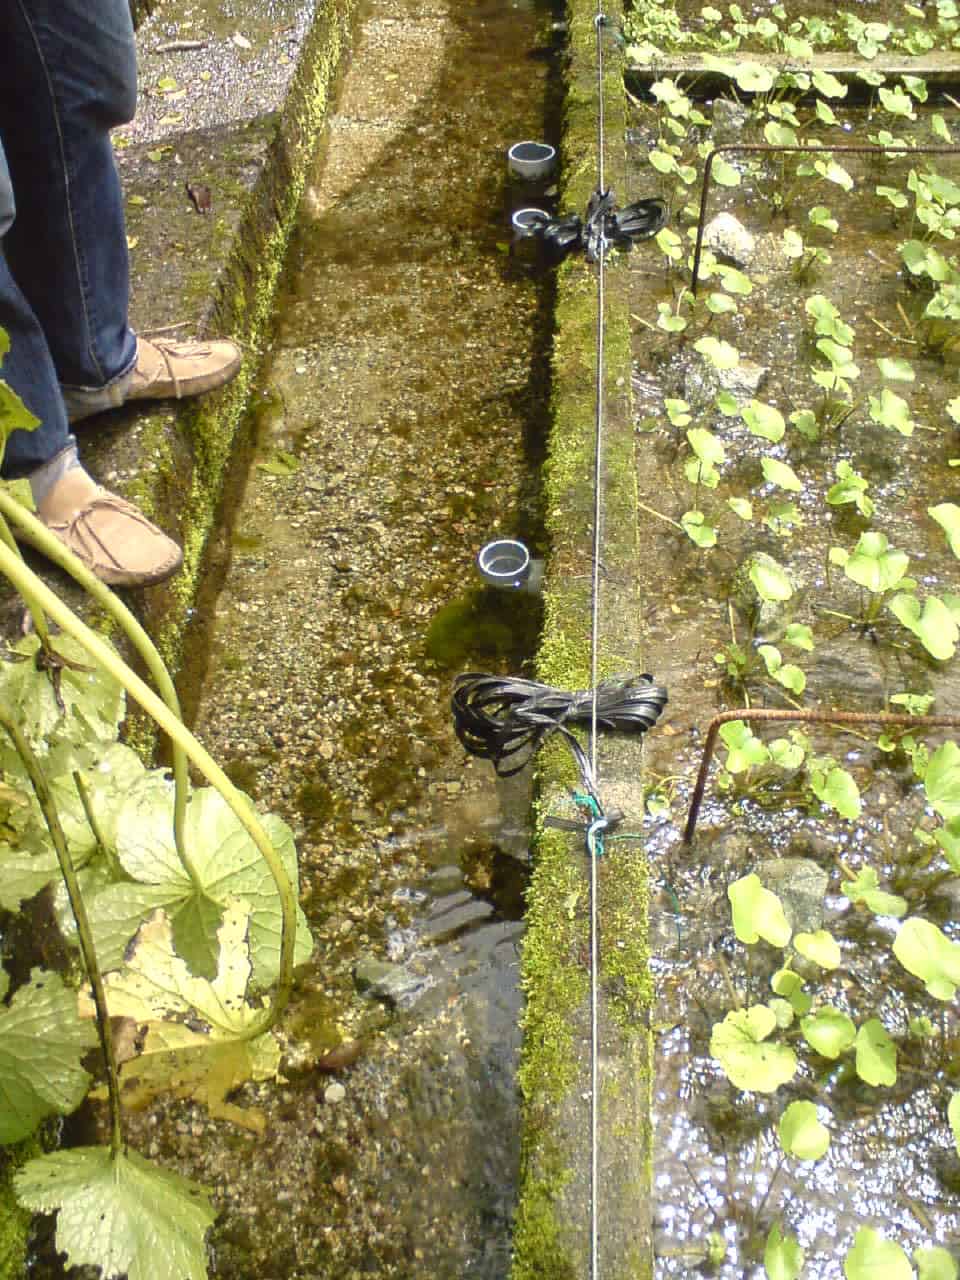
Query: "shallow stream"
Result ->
[[117, 0, 559, 1273], [625, 14, 960, 1273]]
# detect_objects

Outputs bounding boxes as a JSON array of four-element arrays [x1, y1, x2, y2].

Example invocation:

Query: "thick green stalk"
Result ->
[[0, 712, 124, 1156], [0, 491, 194, 891], [0, 511, 51, 647], [0, 540, 297, 1034]]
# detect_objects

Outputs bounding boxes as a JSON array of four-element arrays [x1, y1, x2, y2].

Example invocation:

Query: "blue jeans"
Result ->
[[0, 0, 138, 476]]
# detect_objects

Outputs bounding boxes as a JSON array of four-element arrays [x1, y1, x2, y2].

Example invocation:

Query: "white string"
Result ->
[[589, 10, 607, 1279]]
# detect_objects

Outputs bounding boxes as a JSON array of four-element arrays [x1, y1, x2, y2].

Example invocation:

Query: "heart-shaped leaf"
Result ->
[[710, 1005, 797, 1092], [779, 1099, 830, 1160], [729, 873, 792, 947]]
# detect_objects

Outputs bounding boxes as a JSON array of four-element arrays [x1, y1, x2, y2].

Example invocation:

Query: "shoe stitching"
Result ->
[[46, 493, 178, 579], [137, 338, 221, 399]]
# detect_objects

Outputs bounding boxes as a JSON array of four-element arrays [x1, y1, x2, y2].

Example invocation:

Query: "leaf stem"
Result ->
[[0, 492, 194, 892], [73, 771, 113, 870], [0, 511, 50, 646], [637, 500, 685, 531], [0, 710, 124, 1157]]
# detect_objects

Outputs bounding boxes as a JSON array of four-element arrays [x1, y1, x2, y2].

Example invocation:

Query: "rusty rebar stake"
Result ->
[[683, 707, 960, 844], [690, 143, 960, 296]]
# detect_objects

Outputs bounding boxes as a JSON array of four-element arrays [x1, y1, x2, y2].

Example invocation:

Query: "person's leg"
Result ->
[[0, 0, 138, 404], [0, 139, 181, 586], [0, 0, 240, 422], [0, 140, 75, 477]]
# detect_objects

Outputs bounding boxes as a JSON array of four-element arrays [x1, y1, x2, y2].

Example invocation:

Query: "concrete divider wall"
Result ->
[[512, 0, 654, 1275], [94, 0, 361, 677]]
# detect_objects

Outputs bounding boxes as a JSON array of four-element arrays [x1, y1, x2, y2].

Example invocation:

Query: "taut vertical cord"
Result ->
[[589, 10, 608, 1279]]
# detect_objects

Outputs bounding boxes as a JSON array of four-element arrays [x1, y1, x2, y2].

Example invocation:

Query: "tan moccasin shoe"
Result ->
[[126, 335, 242, 403], [32, 468, 183, 587]]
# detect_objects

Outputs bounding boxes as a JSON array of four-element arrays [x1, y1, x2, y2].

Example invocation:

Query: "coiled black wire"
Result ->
[[451, 672, 668, 788]]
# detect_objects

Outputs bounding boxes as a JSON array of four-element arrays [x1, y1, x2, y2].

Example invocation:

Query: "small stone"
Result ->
[[684, 354, 768, 414], [324, 1082, 346, 1105], [703, 212, 756, 267], [756, 858, 829, 934], [354, 955, 428, 1006]]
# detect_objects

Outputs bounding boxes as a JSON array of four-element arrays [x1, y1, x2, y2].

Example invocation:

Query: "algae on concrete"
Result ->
[[513, 0, 656, 1273], [79, 0, 362, 694]]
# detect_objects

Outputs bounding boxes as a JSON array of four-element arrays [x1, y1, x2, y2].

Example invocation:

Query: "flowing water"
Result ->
[[116, 0, 559, 1274], [624, 50, 960, 1277]]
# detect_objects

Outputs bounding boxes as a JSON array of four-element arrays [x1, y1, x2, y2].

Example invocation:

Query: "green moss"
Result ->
[[0, 1138, 40, 1279], [511, 1150, 578, 1280], [513, 0, 654, 1270], [518, 827, 588, 1106], [424, 590, 541, 668]]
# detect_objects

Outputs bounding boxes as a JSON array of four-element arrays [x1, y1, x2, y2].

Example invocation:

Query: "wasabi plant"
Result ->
[[0, 334, 313, 1279]]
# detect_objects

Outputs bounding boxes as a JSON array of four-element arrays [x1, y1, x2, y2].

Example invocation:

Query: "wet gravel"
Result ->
[[95, 0, 560, 1273]]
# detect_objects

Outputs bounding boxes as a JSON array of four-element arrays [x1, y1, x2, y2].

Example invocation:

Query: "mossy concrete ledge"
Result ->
[[512, 0, 654, 1275], [80, 0, 361, 678]]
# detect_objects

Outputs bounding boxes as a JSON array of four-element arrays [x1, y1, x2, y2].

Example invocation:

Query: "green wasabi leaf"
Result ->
[[924, 742, 960, 820], [889, 593, 959, 661], [715, 390, 740, 416], [808, 206, 838, 233], [706, 291, 738, 315], [761, 458, 803, 492], [812, 68, 847, 98], [694, 335, 740, 369], [712, 157, 742, 186], [728, 873, 791, 947], [772, 967, 812, 1014], [855, 1016, 897, 1085], [915, 1244, 959, 1280], [893, 916, 960, 1000], [877, 356, 915, 381], [86, 785, 313, 985], [840, 531, 909, 594], [842, 867, 907, 917], [765, 1222, 804, 1280], [869, 387, 916, 436], [784, 623, 814, 651], [734, 61, 776, 91], [810, 766, 861, 820], [800, 1006, 856, 1058], [794, 929, 841, 969], [15, 1146, 215, 1280], [749, 552, 793, 602], [719, 720, 770, 773], [687, 427, 725, 467], [948, 1092, 960, 1156], [929, 502, 960, 558], [710, 1005, 797, 1092], [728, 497, 753, 520], [758, 645, 806, 695], [742, 400, 785, 442], [843, 1228, 912, 1280], [681, 509, 718, 548], [0, 968, 97, 1142], [0, 635, 124, 763], [0, 381, 40, 449], [779, 1099, 830, 1160]]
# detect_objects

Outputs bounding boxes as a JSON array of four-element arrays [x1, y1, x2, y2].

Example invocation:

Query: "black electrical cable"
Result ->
[[451, 672, 668, 790]]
